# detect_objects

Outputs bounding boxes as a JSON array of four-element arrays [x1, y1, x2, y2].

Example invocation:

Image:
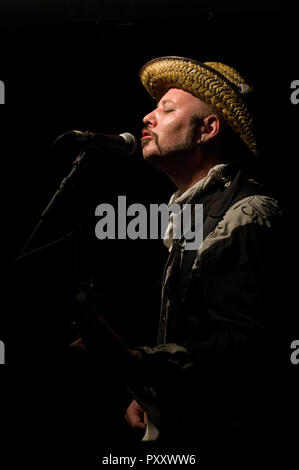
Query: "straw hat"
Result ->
[[139, 56, 257, 156]]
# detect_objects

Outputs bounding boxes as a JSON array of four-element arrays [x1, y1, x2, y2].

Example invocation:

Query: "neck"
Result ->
[[166, 153, 224, 196]]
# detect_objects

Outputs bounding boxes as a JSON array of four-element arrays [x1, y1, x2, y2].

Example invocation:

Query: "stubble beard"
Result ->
[[142, 118, 200, 170]]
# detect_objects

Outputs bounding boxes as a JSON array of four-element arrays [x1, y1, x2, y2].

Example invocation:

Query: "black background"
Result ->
[[0, 2, 298, 467]]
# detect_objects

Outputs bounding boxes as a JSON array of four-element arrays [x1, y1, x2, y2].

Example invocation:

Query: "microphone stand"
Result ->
[[13, 149, 87, 264], [0, 145, 94, 365]]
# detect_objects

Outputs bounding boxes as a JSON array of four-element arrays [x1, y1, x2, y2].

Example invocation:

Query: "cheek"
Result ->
[[159, 119, 187, 144]]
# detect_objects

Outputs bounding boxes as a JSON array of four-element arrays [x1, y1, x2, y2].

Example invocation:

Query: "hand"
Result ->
[[125, 400, 148, 431]]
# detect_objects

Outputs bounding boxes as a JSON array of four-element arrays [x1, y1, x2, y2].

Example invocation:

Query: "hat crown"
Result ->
[[204, 62, 252, 95]]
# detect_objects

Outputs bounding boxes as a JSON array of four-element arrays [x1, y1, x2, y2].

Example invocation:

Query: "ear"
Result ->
[[198, 114, 221, 144]]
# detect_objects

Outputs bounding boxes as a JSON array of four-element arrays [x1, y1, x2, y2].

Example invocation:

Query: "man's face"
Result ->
[[141, 88, 209, 166]]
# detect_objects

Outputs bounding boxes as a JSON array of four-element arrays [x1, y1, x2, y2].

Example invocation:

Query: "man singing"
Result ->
[[72, 56, 287, 462]]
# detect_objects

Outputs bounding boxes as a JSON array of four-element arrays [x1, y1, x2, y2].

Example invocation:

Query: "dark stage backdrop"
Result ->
[[0, 3, 298, 467]]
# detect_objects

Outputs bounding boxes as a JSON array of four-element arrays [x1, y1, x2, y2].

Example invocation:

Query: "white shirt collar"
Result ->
[[168, 163, 230, 206], [163, 163, 231, 250]]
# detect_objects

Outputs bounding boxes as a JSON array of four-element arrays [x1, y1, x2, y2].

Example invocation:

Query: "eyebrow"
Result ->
[[157, 98, 176, 107]]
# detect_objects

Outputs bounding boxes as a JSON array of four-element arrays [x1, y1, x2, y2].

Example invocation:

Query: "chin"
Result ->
[[142, 146, 159, 161], [142, 148, 159, 161]]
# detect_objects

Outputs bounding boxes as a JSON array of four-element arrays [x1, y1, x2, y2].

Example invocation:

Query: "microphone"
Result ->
[[55, 130, 138, 155]]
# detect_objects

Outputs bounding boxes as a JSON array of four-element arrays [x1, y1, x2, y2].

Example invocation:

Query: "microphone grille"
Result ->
[[119, 132, 138, 155]]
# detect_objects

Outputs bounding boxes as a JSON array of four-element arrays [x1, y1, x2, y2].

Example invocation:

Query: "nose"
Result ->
[[143, 109, 157, 128]]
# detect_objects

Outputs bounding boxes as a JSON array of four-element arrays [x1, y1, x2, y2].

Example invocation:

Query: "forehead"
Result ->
[[158, 87, 207, 111]]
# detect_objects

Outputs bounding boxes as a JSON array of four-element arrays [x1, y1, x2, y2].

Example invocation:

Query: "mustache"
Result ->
[[142, 127, 158, 138]]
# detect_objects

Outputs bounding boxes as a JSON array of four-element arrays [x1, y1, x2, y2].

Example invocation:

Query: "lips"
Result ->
[[141, 130, 155, 141]]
